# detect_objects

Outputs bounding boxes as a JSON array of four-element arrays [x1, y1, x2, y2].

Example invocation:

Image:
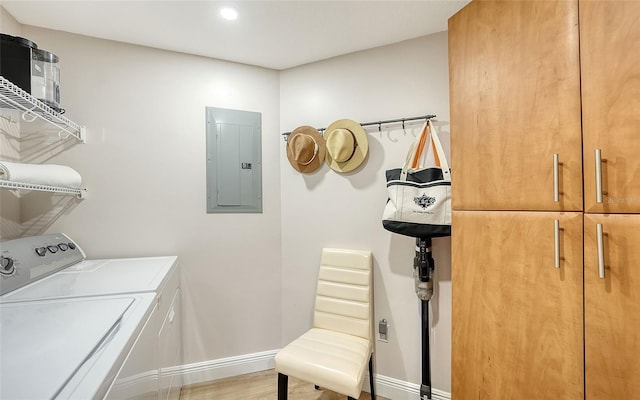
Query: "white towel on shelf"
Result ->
[[0, 161, 82, 188]]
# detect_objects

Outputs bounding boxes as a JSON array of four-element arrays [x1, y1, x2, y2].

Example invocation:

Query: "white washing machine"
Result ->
[[0, 233, 182, 400]]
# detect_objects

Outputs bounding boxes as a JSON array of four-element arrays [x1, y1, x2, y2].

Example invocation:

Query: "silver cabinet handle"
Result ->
[[553, 154, 560, 202], [554, 219, 561, 269], [597, 223, 605, 279], [595, 149, 603, 203]]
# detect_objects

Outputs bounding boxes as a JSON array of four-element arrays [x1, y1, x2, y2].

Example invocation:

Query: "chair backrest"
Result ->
[[313, 248, 373, 341]]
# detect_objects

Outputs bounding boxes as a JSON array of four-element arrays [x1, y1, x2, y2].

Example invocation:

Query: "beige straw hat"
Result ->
[[324, 119, 369, 173], [286, 126, 326, 173]]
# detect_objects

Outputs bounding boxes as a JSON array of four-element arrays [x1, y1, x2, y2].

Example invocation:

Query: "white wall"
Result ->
[[0, 6, 21, 35], [14, 26, 283, 364], [280, 33, 452, 392]]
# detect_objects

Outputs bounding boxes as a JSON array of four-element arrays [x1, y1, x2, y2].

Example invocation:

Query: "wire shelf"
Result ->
[[0, 179, 87, 199], [0, 76, 86, 143]]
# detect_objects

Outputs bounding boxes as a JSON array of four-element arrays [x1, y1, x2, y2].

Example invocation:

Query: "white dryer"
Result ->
[[0, 233, 182, 400]]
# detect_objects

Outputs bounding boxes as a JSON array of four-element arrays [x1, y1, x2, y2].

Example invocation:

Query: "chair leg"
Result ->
[[369, 355, 376, 399], [278, 373, 288, 400]]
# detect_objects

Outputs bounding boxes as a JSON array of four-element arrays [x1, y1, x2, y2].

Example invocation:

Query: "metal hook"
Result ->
[[387, 130, 398, 143], [21, 108, 38, 123], [58, 130, 72, 139]]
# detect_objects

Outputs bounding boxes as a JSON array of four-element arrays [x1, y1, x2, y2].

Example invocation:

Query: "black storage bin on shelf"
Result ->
[[0, 33, 38, 93], [1, 33, 62, 112]]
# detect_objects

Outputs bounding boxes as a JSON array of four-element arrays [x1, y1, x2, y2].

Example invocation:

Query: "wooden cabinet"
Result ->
[[450, 1, 640, 399], [452, 211, 584, 400], [448, 0, 583, 211], [449, 0, 640, 214], [584, 214, 640, 400], [581, 0, 640, 213]]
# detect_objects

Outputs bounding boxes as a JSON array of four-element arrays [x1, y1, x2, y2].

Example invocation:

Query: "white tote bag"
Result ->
[[382, 120, 451, 238]]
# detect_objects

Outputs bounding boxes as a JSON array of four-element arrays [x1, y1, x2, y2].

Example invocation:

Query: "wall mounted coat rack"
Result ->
[[282, 114, 436, 142]]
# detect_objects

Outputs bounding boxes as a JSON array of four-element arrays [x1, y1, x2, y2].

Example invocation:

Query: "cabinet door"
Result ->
[[448, 1, 582, 211], [452, 211, 584, 400], [584, 214, 640, 399], [581, 1, 640, 213]]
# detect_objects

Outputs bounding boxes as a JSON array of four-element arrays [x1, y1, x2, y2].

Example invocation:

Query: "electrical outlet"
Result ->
[[378, 319, 389, 342]]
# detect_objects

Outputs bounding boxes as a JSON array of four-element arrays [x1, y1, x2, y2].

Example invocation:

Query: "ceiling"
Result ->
[[2, 0, 469, 70]]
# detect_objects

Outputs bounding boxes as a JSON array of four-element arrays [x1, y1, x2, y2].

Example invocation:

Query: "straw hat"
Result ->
[[324, 119, 369, 173], [286, 126, 326, 173]]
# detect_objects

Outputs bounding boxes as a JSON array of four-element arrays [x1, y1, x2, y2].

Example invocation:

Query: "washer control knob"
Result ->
[[35, 247, 47, 257], [58, 243, 69, 251], [68, 242, 76, 250], [47, 245, 58, 254], [0, 256, 15, 275]]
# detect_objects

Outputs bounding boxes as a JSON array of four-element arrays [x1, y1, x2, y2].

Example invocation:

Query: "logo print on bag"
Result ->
[[414, 194, 436, 209]]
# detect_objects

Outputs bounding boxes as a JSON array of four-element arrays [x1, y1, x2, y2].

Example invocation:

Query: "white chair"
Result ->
[[275, 248, 375, 400]]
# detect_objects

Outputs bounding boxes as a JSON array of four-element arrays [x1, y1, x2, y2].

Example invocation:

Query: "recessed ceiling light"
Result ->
[[220, 7, 238, 21]]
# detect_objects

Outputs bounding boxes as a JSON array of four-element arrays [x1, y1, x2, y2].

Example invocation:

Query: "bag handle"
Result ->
[[400, 120, 450, 182], [427, 120, 451, 182], [412, 123, 440, 169], [400, 122, 428, 180]]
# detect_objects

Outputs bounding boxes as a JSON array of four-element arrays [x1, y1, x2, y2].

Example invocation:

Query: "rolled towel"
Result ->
[[0, 161, 82, 188]]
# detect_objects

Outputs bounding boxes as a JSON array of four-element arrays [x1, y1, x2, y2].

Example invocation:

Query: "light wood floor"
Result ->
[[180, 369, 387, 400]]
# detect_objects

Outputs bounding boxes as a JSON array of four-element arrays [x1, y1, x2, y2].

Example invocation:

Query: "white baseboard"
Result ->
[[178, 349, 278, 386], [177, 350, 451, 400], [371, 374, 451, 400]]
